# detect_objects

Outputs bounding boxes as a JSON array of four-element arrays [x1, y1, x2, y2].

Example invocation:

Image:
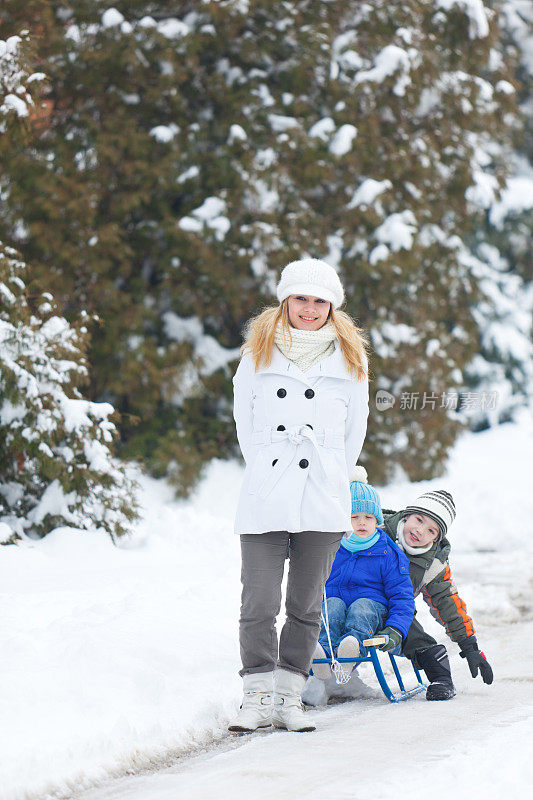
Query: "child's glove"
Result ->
[[459, 637, 494, 684], [376, 627, 402, 652]]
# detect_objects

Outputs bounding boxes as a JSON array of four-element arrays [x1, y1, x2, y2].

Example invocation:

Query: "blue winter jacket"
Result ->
[[325, 529, 415, 637]]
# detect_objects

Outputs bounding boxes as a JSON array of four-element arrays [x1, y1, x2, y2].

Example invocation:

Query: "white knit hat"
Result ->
[[276, 258, 344, 309], [404, 490, 456, 538]]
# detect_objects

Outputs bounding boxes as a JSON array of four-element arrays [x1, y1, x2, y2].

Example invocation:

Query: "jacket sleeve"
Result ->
[[232, 354, 255, 464], [421, 563, 476, 643], [382, 550, 415, 638], [344, 368, 369, 474]]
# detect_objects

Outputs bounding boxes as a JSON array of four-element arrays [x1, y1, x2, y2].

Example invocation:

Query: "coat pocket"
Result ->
[[246, 448, 270, 495], [320, 449, 347, 499]]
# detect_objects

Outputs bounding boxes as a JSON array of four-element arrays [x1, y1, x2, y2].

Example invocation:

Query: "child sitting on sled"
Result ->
[[309, 471, 415, 697], [381, 486, 493, 700]]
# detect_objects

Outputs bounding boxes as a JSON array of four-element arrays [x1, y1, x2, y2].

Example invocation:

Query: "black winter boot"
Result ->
[[417, 645, 456, 701]]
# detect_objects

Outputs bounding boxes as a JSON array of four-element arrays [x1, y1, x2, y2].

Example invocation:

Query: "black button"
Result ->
[[272, 459, 278, 466], [277, 388, 287, 398], [277, 425, 285, 431], [306, 424, 313, 429], [299, 459, 309, 469], [304, 389, 315, 399]]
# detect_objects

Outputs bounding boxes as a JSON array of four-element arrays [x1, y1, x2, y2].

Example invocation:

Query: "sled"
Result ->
[[311, 636, 426, 703]]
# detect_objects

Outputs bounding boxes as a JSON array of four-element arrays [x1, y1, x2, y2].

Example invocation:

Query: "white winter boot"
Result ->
[[311, 642, 332, 681], [337, 635, 360, 678], [272, 669, 316, 732], [228, 672, 273, 733]]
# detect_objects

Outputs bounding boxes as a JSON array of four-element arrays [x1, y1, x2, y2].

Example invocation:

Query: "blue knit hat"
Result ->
[[349, 466, 383, 525]]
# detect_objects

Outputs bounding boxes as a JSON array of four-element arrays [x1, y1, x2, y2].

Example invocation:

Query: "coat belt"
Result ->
[[250, 425, 344, 500], [250, 426, 344, 449]]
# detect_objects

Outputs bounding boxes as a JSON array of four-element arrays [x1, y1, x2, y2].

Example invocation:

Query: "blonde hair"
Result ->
[[241, 300, 369, 380]]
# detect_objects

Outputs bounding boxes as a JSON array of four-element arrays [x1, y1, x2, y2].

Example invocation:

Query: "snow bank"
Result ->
[[0, 461, 243, 800], [1, 414, 532, 800]]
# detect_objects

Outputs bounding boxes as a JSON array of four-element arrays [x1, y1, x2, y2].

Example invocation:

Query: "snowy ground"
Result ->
[[1, 411, 532, 800]]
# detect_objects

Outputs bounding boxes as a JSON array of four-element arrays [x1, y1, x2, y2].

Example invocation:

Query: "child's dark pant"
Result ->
[[402, 616, 439, 665], [239, 530, 343, 679]]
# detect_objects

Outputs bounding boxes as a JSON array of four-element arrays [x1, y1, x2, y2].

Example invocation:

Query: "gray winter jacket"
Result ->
[[382, 511, 475, 644]]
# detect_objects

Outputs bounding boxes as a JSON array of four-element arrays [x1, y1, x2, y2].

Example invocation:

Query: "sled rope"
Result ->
[[321, 588, 352, 685]]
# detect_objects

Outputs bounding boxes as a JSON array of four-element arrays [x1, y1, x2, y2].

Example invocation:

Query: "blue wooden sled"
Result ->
[[312, 638, 426, 703]]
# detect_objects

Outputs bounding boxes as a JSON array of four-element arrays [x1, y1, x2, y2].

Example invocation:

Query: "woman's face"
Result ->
[[287, 295, 331, 330]]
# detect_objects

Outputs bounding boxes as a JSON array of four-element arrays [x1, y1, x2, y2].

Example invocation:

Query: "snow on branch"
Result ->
[[435, 0, 490, 39], [178, 197, 231, 241], [163, 312, 240, 379], [354, 45, 417, 96], [0, 34, 45, 126]]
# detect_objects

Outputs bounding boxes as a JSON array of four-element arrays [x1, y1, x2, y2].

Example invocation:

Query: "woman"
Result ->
[[228, 258, 369, 733]]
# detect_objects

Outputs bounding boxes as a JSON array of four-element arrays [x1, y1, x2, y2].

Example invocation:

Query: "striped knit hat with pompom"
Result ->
[[404, 490, 456, 538], [349, 465, 383, 525]]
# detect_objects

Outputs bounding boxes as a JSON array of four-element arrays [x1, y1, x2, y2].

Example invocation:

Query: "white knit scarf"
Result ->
[[274, 321, 336, 372], [396, 518, 434, 556]]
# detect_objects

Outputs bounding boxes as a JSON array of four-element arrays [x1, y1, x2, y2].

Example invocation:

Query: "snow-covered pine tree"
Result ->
[[178, 0, 522, 483], [0, 2, 527, 489], [0, 242, 138, 543], [494, 0, 533, 290], [0, 32, 137, 543], [0, 2, 246, 492], [312, 0, 522, 481], [458, 0, 533, 430]]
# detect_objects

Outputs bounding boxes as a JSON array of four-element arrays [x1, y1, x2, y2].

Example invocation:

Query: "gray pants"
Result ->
[[239, 530, 343, 678]]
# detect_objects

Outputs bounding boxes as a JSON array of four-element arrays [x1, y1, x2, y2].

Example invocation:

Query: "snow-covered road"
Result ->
[[74, 619, 533, 800], [2, 413, 532, 800], [74, 413, 532, 800]]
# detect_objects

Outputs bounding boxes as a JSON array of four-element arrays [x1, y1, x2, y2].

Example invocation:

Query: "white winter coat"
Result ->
[[232, 342, 369, 535]]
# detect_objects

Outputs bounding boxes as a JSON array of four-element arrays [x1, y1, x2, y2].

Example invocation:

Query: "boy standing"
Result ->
[[383, 489, 494, 700]]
